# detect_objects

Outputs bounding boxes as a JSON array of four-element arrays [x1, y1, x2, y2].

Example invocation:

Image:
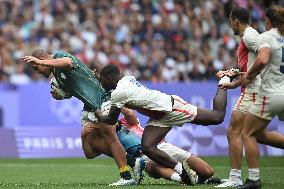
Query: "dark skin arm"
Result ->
[[219, 77, 242, 90], [191, 87, 227, 126], [95, 106, 121, 125]]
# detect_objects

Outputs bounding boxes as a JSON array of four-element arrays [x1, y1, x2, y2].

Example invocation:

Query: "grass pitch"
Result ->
[[0, 157, 283, 189]]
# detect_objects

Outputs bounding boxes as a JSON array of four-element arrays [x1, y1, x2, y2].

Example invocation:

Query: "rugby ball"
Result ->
[[50, 77, 72, 99]]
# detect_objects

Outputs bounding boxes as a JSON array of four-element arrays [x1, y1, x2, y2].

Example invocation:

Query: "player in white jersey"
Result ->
[[238, 6, 284, 189], [95, 64, 230, 185], [216, 7, 261, 188], [97, 102, 221, 185]]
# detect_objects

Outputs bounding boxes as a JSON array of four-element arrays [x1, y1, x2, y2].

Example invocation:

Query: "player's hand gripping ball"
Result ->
[[50, 78, 72, 100]]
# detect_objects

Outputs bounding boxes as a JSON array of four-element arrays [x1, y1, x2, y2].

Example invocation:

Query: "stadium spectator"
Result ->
[[0, 0, 279, 83]]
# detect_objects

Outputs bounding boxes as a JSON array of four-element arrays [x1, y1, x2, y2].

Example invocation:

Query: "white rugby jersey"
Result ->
[[111, 76, 172, 112], [257, 28, 284, 94], [237, 26, 261, 93]]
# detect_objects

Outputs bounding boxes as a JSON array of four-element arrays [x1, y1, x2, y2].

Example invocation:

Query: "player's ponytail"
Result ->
[[266, 6, 284, 36]]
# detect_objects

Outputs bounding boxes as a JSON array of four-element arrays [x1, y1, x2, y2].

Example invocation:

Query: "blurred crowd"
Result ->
[[0, 0, 282, 84]]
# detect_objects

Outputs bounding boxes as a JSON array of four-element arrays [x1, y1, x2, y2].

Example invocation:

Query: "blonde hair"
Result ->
[[266, 6, 284, 35]]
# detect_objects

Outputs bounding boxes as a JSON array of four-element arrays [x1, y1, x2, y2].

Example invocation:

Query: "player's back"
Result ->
[[52, 51, 109, 110], [258, 29, 284, 94], [111, 76, 172, 112]]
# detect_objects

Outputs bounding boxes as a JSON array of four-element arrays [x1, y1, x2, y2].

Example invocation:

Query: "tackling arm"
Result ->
[[95, 106, 121, 125]]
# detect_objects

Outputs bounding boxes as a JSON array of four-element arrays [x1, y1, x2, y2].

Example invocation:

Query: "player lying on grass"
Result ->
[[22, 50, 136, 186], [90, 101, 222, 186], [95, 64, 235, 185]]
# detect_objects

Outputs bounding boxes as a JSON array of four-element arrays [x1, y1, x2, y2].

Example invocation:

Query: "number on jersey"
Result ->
[[130, 78, 148, 89]]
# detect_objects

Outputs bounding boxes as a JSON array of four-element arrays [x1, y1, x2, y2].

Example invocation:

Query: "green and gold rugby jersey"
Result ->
[[52, 51, 110, 110]]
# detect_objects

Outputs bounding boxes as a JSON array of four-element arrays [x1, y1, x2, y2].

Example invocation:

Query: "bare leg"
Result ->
[[146, 155, 214, 183], [86, 126, 114, 157], [81, 121, 136, 186], [242, 113, 270, 169], [141, 126, 176, 168], [98, 122, 128, 169], [227, 111, 245, 170], [256, 130, 284, 149], [81, 122, 100, 159], [82, 121, 131, 179], [146, 161, 178, 181], [187, 155, 214, 181]]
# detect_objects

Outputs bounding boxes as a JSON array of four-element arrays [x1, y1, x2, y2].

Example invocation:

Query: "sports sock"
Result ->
[[229, 169, 241, 181], [174, 162, 183, 175], [119, 166, 132, 180], [248, 168, 260, 181], [170, 172, 182, 182]]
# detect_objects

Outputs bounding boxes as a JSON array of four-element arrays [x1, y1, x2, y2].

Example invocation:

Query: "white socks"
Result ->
[[229, 168, 260, 181], [248, 168, 260, 181], [230, 169, 242, 181], [170, 172, 182, 182], [174, 162, 183, 175]]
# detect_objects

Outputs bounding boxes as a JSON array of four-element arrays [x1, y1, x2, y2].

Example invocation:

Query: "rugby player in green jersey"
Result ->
[[22, 50, 136, 186]]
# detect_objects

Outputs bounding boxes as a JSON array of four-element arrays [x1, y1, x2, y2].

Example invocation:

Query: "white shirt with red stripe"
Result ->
[[237, 26, 261, 93], [111, 76, 172, 112], [257, 28, 284, 94]]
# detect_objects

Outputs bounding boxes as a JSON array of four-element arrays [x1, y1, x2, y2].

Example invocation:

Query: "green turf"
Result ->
[[0, 157, 283, 188]]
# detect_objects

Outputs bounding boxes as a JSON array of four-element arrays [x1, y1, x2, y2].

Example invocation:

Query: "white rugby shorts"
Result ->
[[233, 92, 257, 113], [146, 95, 197, 127], [249, 94, 284, 121]]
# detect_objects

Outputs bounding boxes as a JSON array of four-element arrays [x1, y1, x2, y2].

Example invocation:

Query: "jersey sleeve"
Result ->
[[243, 29, 259, 52], [257, 33, 272, 50], [111, 89, 128, 109], [53, 52, 79, 68]]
